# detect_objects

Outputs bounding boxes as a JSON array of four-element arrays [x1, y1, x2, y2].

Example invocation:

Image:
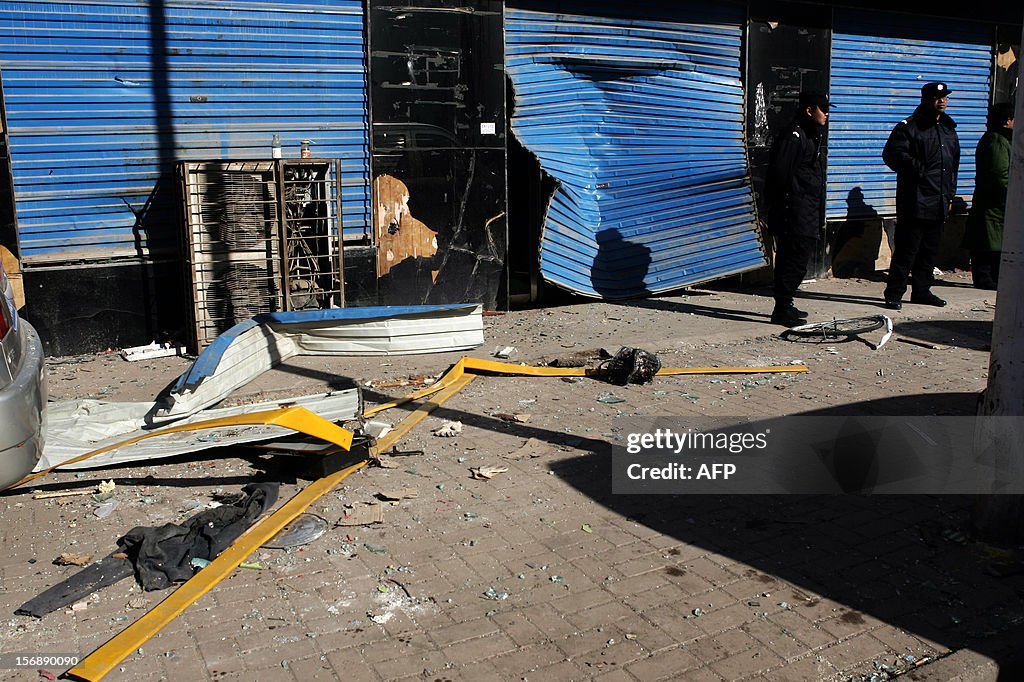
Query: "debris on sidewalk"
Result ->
[[493, 346, 516, 359], [363, 420, 393, 440], [898, 337, 948, 350], [432, 420, 463, 437], [596, 393, 626, 404], [336, 502, 384, 527], [191, 557, 262, 570], [494, 412, 530, 423], [596, 347, 662, 385], [365, 374, 437, 389], [503, 437, 560, 460], [482, 587, 510, 600], [543, 348, 604, 368], [92, 479, 116, 502], [262, 513, 328, 549], [377, 487, 418, 501], [469, 465, 508, 480], [120, 341, 187, 362], [54, 552, 92, 567], [93, 500, 120, 519], [16, 483, 279, 618], [33, 487, 101, 500], [374, 455, 401, 469]]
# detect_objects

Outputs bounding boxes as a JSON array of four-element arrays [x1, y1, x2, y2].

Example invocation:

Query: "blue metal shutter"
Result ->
[[827, 10, 992, 220], [0, 0, 370, 263], [505, 0, 766, 299]]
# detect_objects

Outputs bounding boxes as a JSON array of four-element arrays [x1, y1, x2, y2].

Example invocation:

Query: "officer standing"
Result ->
[[881, 82, 960, 310], [764, 90, 831, 327]]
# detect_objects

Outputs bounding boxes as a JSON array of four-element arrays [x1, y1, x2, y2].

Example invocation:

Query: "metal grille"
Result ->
[[181, 160, 344, 349]]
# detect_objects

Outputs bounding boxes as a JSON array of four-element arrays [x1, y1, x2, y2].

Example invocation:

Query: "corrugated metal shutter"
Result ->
[[0, 0, 370, 263], [827, 10, 992, 220], [505, 0, 766, 299]]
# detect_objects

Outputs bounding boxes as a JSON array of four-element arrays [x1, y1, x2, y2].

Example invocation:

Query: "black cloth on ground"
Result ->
[[15, 482, 278, 617]]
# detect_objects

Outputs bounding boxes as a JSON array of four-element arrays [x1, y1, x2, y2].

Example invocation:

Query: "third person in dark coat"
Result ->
[[964, 101, 1014, 289]]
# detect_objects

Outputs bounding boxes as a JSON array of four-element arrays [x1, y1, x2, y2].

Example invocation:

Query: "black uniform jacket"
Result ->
[[764, 116, 826, 239], [882, 105, 960, 222]]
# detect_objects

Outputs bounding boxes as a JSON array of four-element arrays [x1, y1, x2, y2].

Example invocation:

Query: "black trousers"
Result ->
[[773, 234, 818, 307], [971, 250, 1001, 286], [885, 217, 944, 300]]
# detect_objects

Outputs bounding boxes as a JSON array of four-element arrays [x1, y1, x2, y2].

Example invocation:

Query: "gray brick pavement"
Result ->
[[1, 274, 1021, 681]]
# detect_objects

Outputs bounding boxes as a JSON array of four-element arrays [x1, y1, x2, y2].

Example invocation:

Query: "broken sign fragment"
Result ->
[[120, 341, 186, 362], [336, 502, 385, 527], [36, 390, 360, 472], [376, 487, 418, 501]]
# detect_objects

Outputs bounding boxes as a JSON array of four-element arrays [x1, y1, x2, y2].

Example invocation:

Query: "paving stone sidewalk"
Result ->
[[2, 272, 1021, 682]]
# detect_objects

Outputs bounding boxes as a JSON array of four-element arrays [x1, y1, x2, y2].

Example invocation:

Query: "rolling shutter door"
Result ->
[[827, 10, 992, 220], [0, 0, 370, 263], [505, 0, 766, 299]]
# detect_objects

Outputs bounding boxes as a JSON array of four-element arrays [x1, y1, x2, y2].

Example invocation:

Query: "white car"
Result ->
[[0, 259, 45, 489]]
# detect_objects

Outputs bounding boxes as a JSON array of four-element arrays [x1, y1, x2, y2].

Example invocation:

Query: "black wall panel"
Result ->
[[369, 0, 507, 309]]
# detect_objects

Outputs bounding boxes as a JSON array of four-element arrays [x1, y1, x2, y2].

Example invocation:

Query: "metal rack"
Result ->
[[180, 159, 344, 349]]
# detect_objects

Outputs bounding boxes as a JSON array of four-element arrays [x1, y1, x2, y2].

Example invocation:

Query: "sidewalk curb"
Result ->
[[909, 624, 1024, 682], [912, 650, 1001, 682]]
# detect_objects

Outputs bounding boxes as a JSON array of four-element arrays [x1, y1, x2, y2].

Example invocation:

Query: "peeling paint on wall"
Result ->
[[374, 174, 439, 280]]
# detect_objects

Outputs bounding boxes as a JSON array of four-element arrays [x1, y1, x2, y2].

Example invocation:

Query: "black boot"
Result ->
[[771, 304, 807, 327]]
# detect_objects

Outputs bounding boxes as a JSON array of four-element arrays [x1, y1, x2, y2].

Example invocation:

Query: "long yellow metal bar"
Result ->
[[68, 363, 480, 681], [363, 356, 807, 420], [370, 373, 476, 456], [458, 356, 808, 377], [5, 406, 354, 493], [62, 352, 807, 680], [363, 357, 468, 416], [64, 457, 369, 682]]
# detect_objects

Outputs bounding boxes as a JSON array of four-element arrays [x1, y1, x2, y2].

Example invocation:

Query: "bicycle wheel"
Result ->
[[784, 315, 887, 337]]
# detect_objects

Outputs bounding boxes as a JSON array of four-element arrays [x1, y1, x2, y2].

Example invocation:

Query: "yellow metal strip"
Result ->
[[65, 458, 369, 682], [363, 358, 467, 416], [62, 351, 805, 680], [5, 406, 354, 493], [68, 365, 481, 681], [362, 356, 806, 420], [458, 357, 807, 377], [371, 373, 476, 456]]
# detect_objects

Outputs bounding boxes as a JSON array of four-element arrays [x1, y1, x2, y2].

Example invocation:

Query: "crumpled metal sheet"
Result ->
[[156, 303, 483, 422], [505, 2, 768, 298], [35, 390, 361, 471]]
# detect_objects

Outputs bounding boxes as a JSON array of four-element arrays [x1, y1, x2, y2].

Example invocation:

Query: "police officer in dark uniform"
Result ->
[[764, 90, 831, 327], [881, 81, 960, 310]]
